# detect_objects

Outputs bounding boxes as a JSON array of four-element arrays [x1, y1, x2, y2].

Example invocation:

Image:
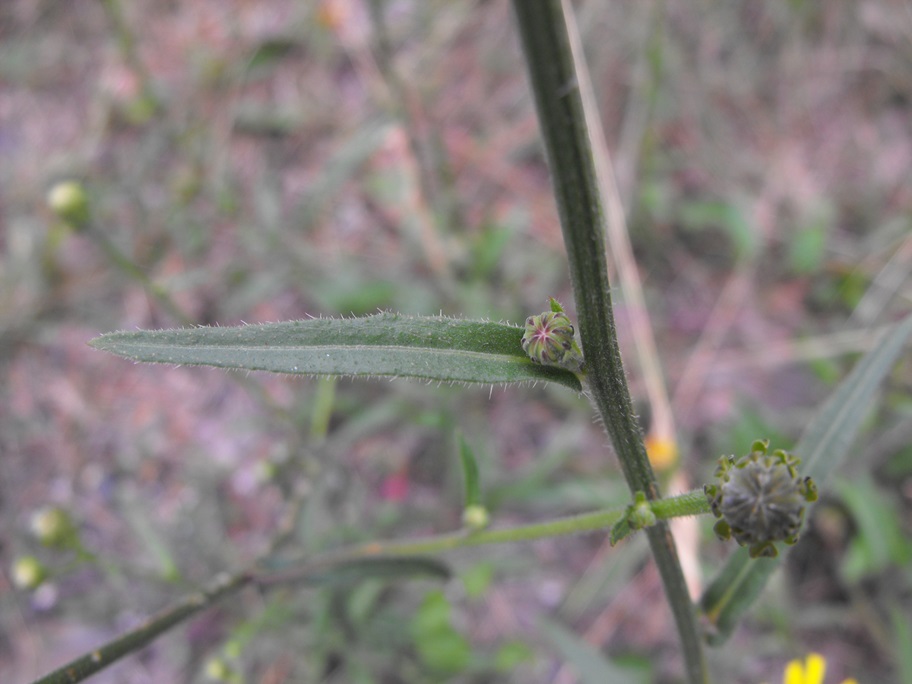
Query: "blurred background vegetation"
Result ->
[[2, 1, 912, 682]]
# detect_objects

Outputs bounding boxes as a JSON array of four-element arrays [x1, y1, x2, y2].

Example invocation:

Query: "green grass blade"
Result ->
[[699, 548, 778, 646], [539, 618, 651, 684], [89, 313, 582, 390], [298, 556, 451, 587], [457, 432, 483, 508], [798, 314, 912, 481], [699, 313, 912, 645], [891, 606, 912, 684]]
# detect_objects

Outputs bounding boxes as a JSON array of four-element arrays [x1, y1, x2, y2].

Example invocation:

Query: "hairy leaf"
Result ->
[[89, 313, 582, 391]]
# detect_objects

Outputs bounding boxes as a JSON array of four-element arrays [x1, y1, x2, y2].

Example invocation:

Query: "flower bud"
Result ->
[[11, 555, 47, 590], [521, 306, 585, 374], [627, 491, 657, 530], [705, 440, 817, 558], [462, 505, 490, 532], [645, 435, 678, 472], [204, 657, 232, 681], [46, 181, 90, 228], [30, 506, 77, 548]]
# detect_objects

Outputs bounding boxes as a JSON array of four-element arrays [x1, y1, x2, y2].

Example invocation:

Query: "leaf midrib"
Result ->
[[105, 342, 531, 362]]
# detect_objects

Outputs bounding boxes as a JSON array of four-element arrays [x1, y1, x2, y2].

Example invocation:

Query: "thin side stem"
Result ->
[[510, 3, 707, 682], [266, 507, 626, 579], [84, 221, 192, 326], [82, 218, 293, 422], [31, 571, 252, 684], [651, 490, 711, 520], [98, 0, 158, 106], [367, 0, 453, 279], [268, 490, 712, 581]]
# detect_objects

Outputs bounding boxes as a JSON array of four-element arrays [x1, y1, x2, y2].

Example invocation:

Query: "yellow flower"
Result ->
[[766, 653, 858, 684], [644, 434, 678, 471]]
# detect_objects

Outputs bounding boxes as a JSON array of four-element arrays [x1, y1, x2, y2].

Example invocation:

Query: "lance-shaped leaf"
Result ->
[[457, 433, 483, 509], [699, 313, 912, 645], [89, 313, 582, 391], [294, 556, 451, 587]]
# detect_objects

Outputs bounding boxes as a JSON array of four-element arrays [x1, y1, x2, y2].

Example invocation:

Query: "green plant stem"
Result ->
[[82, 220, 294, 422], [264, 489, 712, 580], [31, 571, 252, 684], [510, 3, 707, 682], [84, 221, 192, 326], [272, 509, 627, 575], [651, 489, 711, 519], [612, 489, 712, 544], [367, 0, 454, 281], [309, 376, 337, 441], [98, 0, 157, 104]]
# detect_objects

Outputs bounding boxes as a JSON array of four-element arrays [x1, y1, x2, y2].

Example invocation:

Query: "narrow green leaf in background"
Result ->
[[309, 376, 337, 441], [892, 606, 912, 684], [539, 617, 652, 684], [699, 313, 912, 645], [461, 562, 494, 599], [89, 313, 582, 391], [458, 432, 483, 508], [834, 476, 912, 583], [800, 317, 912, 482], [277, 556, 451, 588]]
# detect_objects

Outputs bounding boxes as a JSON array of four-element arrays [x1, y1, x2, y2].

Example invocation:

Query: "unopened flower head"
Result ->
[[705, 440, 817, 558], [521, 303, 585, 375], [30, 506, 77, 548], [46, 180, 89, 228], [462, 505, 490, 531], [11, 555, 47, 590], [204, 657, 232, 681]]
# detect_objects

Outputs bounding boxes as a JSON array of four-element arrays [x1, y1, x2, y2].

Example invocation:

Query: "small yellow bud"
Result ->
[[11, 555, 47, 590], [462, 505, 490, 531], [46, 181, 90, 228], [316, 0, 348, 30], [30, 506, 76, 548], [628, 495, 657, 530], [644, 435, 678, 471], [204, 657, 231, 681]]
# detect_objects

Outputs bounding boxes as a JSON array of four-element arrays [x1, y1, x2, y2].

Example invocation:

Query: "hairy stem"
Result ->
[[263, 508, 627, 580], [265, 489, 712, 581], [510, 3, 707, 681]]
